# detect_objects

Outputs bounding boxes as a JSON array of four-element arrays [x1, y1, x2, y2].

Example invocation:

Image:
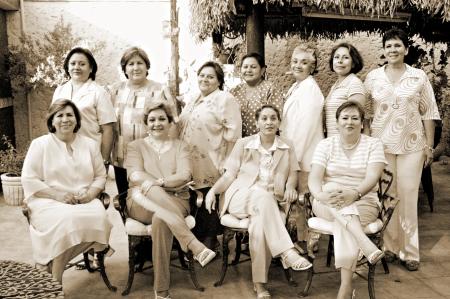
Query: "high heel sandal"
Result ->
[[154, 291, 171, 299], [280, 248, 312, 271], [193, 247, 216, 267], [367, 249, 385, 265]]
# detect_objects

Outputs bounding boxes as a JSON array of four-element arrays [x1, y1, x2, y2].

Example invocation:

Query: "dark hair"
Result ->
[[335, 101, 365, 121], [382, 28, 410, 48], [197, 61, 225, 90], [143, 101, 173, 125], [329, 43, 364, 74], [255, 104, 281, 121], [241, 52, 266, 68], [47, 99, 81, 133], [120, 47, 151, 79], [63, 47, 97, 80]]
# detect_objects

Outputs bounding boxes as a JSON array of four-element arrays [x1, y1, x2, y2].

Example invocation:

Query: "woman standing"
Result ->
[[325, 43, 366, 137], [230, 52, 284, 137], [22, 100, 112, 283], [281, 45, 324, 243], [179, 61, 242, 249], [106, 47, 177, 198], [53, 47, 116, 165], [365, 28, 440, 271]]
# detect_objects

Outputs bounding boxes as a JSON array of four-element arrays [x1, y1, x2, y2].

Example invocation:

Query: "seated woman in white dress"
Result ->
[[21, 99, 112, 283], [124, 101, 216, 299], [205, 105, 312, 299], [308, 101, 386, 299]]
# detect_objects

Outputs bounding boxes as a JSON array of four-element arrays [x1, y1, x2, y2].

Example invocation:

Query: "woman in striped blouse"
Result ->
[[308, 101, 386, 299]]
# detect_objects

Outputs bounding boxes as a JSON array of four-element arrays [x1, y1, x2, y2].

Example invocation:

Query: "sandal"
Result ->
[[194, 247, 216, 267], [154, 291, 171, 299], [280, 248, 312, 271], [401, 260, 419, 271], [384, 250, 397, 263], [367, 249, 385, 265], [253, 284, 271, 299]]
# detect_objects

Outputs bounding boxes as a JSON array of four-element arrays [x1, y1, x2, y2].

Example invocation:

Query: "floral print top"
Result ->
[[179, 89, 242, 189]]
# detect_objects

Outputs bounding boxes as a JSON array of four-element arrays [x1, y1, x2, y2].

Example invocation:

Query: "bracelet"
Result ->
[[352, 189, 362, 201], [425, 145, 435, 154]]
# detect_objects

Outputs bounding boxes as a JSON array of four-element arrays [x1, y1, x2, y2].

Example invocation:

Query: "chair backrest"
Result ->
[[113, 191, 129, 225], [375, 169, 398, 236]]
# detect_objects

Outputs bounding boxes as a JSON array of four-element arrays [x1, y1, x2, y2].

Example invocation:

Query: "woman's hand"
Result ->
[[205, 190, 216, 214], [325, 189, 357, 209], [423, 147, 434, 168], [283, 188, 298, 203], [59, 192, 77, 205]]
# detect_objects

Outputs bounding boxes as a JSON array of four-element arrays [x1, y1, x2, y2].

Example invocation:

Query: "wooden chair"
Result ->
[[214, 201, 313, 293], [113, 190, 204, 296], [302, 169, 397, 299], [22, 192, 117, 292]]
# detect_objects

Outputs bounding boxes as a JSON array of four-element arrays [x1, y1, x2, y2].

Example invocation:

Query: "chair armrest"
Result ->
[[22, 204, 31, 224], [98, 192, 110, 210]]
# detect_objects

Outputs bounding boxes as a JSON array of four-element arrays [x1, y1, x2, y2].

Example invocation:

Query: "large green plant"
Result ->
[[7, 16, 105, 92]]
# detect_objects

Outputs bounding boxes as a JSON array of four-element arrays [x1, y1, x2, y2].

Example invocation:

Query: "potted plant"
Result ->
[[0, 136, 26, 206]]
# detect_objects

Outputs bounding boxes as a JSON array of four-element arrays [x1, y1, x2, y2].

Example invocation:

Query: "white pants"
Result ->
[[384, 151, 425, 262], [228, 186, 293, 283]]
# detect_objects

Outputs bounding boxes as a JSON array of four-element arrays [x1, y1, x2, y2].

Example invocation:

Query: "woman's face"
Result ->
[[198, 66, 220, 96], [146, 109, 170, 138], [290, 51, 314, 82], [52, 105, 77, 135], [68, 53, 92, 83], [125, 55, 148, 83], [337, 107, 362, 137], [333, 47, 352, 76], [241, 57, 264, 86], [384, 38, 408, 65], [257, 107, 280, 136]]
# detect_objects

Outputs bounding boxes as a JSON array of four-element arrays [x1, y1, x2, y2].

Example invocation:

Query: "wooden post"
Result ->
[[246, 2, 264, 57], [169, 0, 179, 97]]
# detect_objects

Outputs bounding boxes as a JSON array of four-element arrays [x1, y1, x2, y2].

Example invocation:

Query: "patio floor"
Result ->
[[1, 161, 449, 299]]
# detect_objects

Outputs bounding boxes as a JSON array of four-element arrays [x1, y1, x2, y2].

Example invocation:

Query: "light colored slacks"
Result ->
[[127, 186, 193, 292], [384, 151, 425, 262], [228, 186, 293, 283], [312, 199, 378, 271]]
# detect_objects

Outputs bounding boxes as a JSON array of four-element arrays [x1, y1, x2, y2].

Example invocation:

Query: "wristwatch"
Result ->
[[103, 160, 111, 167], [354, 189, 362, 201]]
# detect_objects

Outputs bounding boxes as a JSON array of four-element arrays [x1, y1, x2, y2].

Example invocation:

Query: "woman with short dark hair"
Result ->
[[53, 47, 116, 164]]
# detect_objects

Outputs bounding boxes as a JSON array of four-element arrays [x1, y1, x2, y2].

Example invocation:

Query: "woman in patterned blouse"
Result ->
[[365, 28, 440, 271], [230, 52, 284, 137], [179, 61, 242, 250], [106, 47, 177, 200]]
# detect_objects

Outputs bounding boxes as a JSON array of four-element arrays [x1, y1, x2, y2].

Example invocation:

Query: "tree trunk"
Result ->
[[246, 2, 264, 57], [169, 0, 179, 98]]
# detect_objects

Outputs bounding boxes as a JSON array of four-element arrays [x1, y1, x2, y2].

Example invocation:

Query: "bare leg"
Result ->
[[51, 242, 95, 282], [337, 267, 353, 299]]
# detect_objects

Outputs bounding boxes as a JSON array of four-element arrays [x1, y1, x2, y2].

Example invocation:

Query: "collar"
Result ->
[[245, 134, 290, 151], [382, 63, 422, 80]]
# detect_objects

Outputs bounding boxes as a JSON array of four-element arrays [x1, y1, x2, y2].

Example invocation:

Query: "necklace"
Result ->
[[147, 136, 170, 160], [341, 135, 361, 150]]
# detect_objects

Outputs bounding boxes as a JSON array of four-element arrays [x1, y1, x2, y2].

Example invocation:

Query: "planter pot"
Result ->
[[1, 173, 24, 206]]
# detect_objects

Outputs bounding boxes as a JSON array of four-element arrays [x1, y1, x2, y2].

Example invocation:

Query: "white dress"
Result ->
[[21, 133, 112, 264], [281, 76, 324, 171]]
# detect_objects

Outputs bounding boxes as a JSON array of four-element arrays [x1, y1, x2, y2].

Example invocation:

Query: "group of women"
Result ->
[[21, 27, 440, 299]]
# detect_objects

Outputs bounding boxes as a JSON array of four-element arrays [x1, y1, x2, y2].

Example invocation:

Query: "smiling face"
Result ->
[[68, 53, 92, 83], [337, 107, 362, 137], [52, 105, 77, 136], [146, 108, 170, 138], [241, 57, 265, 86], [332, 47, 353, 77], [384, 38, 408, 65], [198, 66, 220, 96], [125, 54, 148, 83], [290, 51, 314, 82], [257, 107, 280, 137]]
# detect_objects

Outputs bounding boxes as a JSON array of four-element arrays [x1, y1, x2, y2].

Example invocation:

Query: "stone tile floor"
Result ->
[[1, 162, 449, 298]]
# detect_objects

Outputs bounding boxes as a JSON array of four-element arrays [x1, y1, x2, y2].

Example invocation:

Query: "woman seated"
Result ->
[[21, 99, 113, 283], [308, 101, 386, 299], [205, 105, 312, 299], [124, 101, 216, 299]]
